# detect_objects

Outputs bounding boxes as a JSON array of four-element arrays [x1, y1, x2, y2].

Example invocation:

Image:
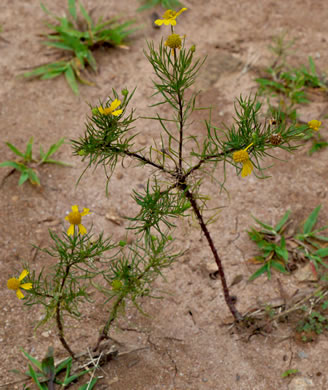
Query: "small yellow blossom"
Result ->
[[232, 143, 254, 178], [7, 270, 32, 299], [165, 33, 182, 50], [308, 120, 322, 131], [155, 8, 187, 26], [65, 205, 90, 236], [97, 99, 123, 117]]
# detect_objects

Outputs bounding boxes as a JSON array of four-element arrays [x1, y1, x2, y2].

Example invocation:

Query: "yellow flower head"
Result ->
[[65, 205, 90, 236], [7, 270, 32, 300], [232, 143, 254, 178], [308, 120, 322, 131], [155, 8, 187, 26], [165, 33, 182, 50], [97, 99, 123, 117]]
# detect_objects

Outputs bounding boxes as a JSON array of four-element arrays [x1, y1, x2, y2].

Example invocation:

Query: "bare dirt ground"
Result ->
[[1, 0, 328, 389]]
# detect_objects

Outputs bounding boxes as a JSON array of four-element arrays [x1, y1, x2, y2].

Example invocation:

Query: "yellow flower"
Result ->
[[165, 33, 182, 50], [7, 270, 32, 299], [97, 99, 123, 116], [232, 143, 254, 178], [154, 8, 187, 26], [65, 205, 90, 236], [308, 120, 322, 131]]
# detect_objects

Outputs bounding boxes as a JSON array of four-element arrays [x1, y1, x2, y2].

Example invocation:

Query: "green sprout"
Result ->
[[13, 347, 98, 389], [248, 205, 328, 281], [0, 137, 69, 186], [23, 0, 136, 94]]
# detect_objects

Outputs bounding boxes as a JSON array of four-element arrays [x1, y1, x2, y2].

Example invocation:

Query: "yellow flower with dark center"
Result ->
[[155, 8, 187, 26], [97, 99, 123, 116], [232, 143, 254, 178], [308, 120, 322, 131], [7, 270, 32, 299], [65, 205, 90, 236], [165, 33, 182, 50]]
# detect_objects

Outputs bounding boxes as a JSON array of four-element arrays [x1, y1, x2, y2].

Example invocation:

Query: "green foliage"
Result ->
[[255, 34, 327, 153], [281, 369, 299, 378], [248, 210, 291, 280], [248, 206, 328, 281], [71, 13, 315, 329], [137, 0, 183, 11], [13, 347, 98, 389], [24, 229, 116, 330], [23, 0, 136, 94], [0, 137, 69, 186]]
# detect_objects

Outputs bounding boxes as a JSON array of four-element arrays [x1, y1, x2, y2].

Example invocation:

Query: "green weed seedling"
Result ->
[[281, 369, 299, 378], [0, 137, 69, 186], [137, 0, 183, 11], [248, 205, 328, 281], [23, 0, 136, 94], [12, 347, 98, 389], [296, 289, 328, 342], [248, 210, 291, 280]]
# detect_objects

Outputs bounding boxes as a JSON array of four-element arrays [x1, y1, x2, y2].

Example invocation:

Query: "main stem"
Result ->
[[93, 295, 124, 352], [170, 38, 242, 321], [184, 187, 243, 321]]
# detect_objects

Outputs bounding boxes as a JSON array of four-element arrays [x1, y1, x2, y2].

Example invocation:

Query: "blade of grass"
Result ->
[[304, 205, 321, 234]]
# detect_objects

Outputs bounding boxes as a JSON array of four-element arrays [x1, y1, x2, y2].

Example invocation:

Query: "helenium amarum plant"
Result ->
[[71, 7, 320, 324]]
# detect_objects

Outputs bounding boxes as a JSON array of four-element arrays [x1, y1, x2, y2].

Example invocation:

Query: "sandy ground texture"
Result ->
[[1, 0, 328, 389]]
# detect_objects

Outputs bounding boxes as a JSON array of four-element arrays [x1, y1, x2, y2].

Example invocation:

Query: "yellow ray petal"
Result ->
[[155, 19, 163, 26], [175, 8, 187, 17], [110, 99, 121, 111], [16, 289, 25, 299], [72, 205, 79, 212], [78, 224, 87, 235], [19, 269, 29, 281], [81, 208, 90, 216], [20, 283, 33, 290], [111, 109, 123, 116], [67, 224, 75, 236], [241, 160, 253, 177]]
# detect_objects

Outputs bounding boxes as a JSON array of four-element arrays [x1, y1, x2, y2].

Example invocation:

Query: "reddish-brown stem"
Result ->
[[183, 186, 243, 322], [56, 305, 75, 358]]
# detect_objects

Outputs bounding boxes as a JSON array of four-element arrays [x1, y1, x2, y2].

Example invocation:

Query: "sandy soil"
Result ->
[[1, 0, 328, 389]]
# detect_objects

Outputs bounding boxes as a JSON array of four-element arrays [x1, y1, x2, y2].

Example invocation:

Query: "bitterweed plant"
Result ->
[[0, 137, 69, 186], [71, 8, 320, 324], [23, 0, 136, 94]]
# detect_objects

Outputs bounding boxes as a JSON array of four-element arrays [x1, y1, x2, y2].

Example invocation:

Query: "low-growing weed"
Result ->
[[13, 347, 98, 389], [0, 137, 69, 186], [248, 205, 328, 280], [23, 0, 136, 94]]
